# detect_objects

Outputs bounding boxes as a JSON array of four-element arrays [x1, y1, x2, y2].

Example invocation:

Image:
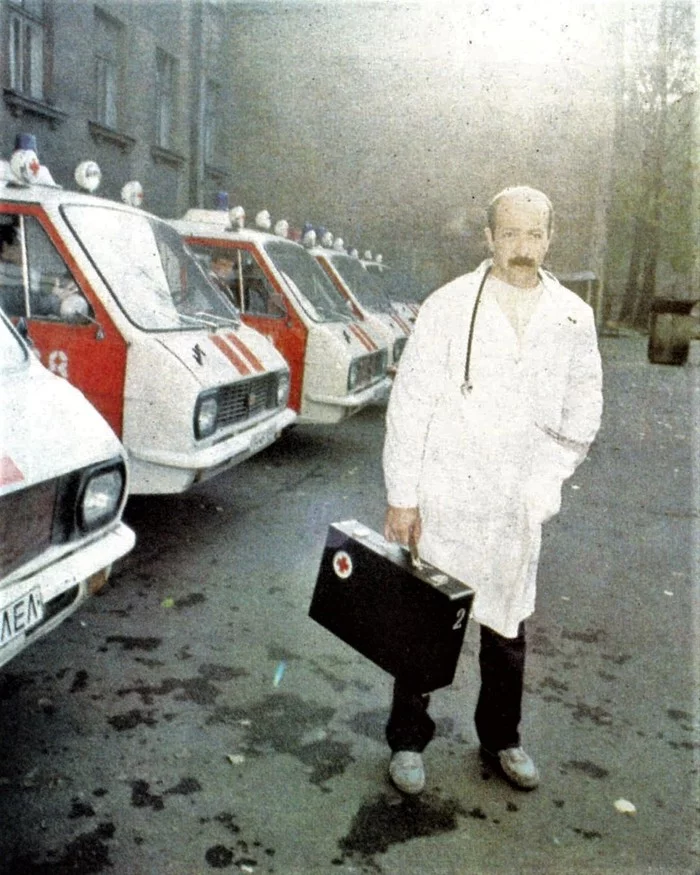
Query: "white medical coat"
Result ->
[[383, 261, 603, 638]]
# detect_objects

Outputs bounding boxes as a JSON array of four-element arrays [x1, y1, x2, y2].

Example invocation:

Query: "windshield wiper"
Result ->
[[194, 310, 241, 328]]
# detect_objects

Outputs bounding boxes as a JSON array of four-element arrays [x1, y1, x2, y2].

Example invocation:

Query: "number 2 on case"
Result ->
[[452, 608, 466, 630]]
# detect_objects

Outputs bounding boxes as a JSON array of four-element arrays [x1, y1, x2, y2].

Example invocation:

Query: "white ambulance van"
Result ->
[[361, 254, 422, 324], [307, 234, 412, 373], [170, 209, 391, 425], [0, 308, 134, 669], [0, 137, 295, 494]]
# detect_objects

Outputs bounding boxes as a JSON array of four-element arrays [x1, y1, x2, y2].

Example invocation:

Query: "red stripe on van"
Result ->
[[210, 335, 251, 375], [226, 333, 265, 373], [0, 456, 24, 486], [391, 313, 411, 334], [349, 323, 376, 351]]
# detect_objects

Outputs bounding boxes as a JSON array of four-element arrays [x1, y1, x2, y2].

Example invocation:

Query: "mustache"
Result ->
[[508, 256, 536, 268]]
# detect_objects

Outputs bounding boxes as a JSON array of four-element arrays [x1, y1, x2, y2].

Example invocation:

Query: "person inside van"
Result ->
[[0, 218, 27, 315]]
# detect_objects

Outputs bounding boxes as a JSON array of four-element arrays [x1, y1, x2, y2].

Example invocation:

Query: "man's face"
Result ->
[[211, 256, 234, 278], [0, 239, 21, 266], [485, 195, 551, 288]]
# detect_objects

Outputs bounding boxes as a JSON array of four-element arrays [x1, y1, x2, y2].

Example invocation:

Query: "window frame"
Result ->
[[155, 48, 176, 150], [7, 0, 46, 101], [93, 8, 123, 130]]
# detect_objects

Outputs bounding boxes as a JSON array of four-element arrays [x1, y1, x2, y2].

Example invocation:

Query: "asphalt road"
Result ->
[[0, 333, 697, 875]]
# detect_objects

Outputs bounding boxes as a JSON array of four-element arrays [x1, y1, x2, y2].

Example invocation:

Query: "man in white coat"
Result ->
[[383, 186, 603, 795]]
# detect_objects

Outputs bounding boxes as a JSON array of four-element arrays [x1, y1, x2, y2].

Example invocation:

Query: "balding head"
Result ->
[[487, 186, 554, 237]]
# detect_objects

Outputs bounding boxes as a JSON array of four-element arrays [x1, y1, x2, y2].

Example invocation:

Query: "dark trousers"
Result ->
[[385, 622, 526, 754]]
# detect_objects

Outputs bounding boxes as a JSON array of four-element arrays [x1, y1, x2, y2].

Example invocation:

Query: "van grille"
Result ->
[[0, 478, 57, 578], [217, 373, 279, 428]]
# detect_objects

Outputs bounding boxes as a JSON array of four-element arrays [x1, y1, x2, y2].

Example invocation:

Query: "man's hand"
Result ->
[[384, 505, 421, 547]]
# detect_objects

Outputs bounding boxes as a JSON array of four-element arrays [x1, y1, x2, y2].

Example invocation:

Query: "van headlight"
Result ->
[[78, 464, 126, 532], [393, 337, 407, 364], [194, 392, 219, 439], [276, 372, 290, 406]]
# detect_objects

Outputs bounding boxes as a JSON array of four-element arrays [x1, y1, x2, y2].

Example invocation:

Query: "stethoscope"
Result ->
[[460, 264, 491, 396]]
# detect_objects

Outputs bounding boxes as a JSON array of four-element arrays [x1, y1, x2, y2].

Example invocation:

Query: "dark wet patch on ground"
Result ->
[[345, 709, 387, 744], [540, 675, 569, 693], [104, 635, 162, 652], [570, 701, 613, 726], [69, 670, 89, 693], [117, 664, 247, 707], [267, 645, 300, 663], [131, 779, 164, 811], [7, 822, 116, 873], [667, 708, 693, 725], [201, 813, 276, 871], [308, 658, 374, 694], [668, 739, 700, 751], [528, 630, 559, 657], [297, 738, 355, 786], [601, 652, 632, 666], [206, 692, 354, 785], [107, 708, 158, 731], [337, 791, 468, 866], [560, 759, 609, 779], [165, 776, 202, 795], [174, 592, 206, 609], [0, 672, 35, 701], [69, 799, 96, 818], [133, 657, 166, 668], [562, 628, 604, 644]]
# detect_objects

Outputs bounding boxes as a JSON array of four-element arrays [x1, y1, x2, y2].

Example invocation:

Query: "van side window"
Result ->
[[0, 214, 92, 323]]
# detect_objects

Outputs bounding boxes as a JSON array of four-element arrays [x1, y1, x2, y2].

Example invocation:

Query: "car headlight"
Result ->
[[194, 392, 219, 439], [393, 337, 407, 364], [347, 359, 359, 391], [78, 465, 125, 532], [276, 372, 290, 406]]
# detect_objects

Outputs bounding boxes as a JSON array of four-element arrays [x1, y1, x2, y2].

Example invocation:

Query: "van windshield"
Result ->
[[263, 240, 353, 323], [326, 254, 395, 314], [0, 313, 28, 371], [62, 205, 239, 331]]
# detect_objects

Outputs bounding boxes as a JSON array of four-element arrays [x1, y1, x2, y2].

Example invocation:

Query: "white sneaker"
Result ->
[[494, 746, 540, 790], [389, 751, 426, 795]]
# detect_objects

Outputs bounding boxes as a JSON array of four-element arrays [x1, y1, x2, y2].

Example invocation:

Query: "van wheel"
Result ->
[[647, 314, 690, 365]]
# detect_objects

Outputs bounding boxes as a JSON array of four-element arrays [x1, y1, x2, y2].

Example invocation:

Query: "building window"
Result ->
[[203, 80, 220, 165], [94, 10, 122, 129], [8, 0, 45, 100], [155, 50, 176, 149]]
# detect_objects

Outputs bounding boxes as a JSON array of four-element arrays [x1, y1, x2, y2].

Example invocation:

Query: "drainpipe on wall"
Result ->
[[189, 0, 205, 209]]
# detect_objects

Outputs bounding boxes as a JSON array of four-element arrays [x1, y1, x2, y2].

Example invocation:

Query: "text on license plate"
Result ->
[[0, 588, 44, 648], [250, 426, 274, 453]]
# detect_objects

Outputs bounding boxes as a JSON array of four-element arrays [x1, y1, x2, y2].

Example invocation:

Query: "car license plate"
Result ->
[[0, 588, 44, 648], [250, 426, 274, 454]]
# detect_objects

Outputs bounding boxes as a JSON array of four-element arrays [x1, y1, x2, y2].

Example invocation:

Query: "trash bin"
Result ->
[[648, 298, 698, 365]]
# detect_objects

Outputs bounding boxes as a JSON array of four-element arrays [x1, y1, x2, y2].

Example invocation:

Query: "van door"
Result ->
[[0, 209, 127, 436], [196, 242, 307, 413]]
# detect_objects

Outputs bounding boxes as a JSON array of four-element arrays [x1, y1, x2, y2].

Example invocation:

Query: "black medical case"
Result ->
[[309, 520, 474, 691]]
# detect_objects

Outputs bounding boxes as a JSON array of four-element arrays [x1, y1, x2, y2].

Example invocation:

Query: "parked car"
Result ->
[[171, 209, 391, 424], [0, 137, 295, 494], [0, 308, 135, 670]]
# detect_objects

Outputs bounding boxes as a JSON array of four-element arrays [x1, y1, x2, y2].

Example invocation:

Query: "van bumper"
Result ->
[[0, 522, 136, 670], [128, 407, 297, 494], [301, 376, 391, 424]]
